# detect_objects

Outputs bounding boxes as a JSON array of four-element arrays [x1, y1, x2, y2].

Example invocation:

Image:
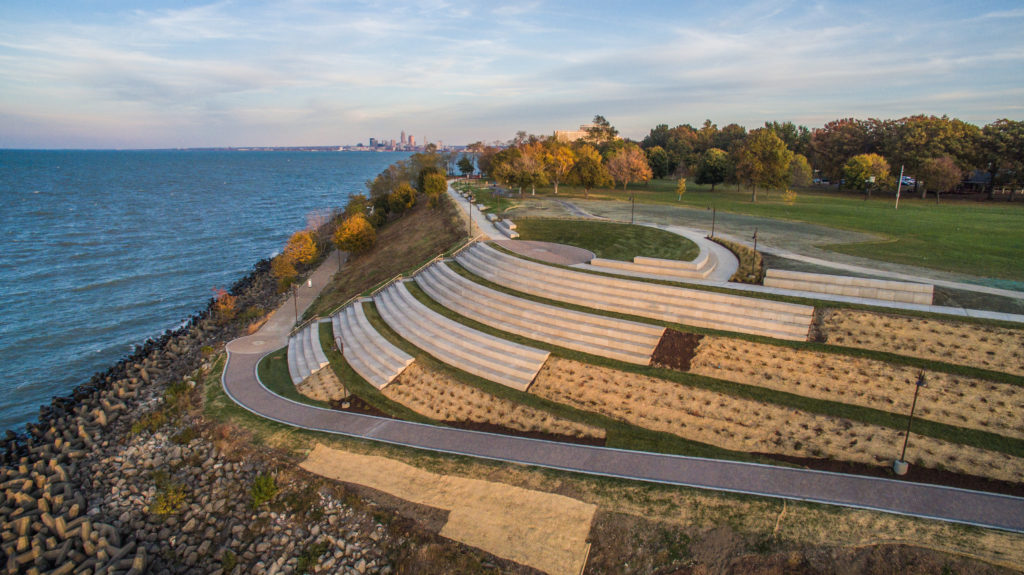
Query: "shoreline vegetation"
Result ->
[[5, 146, 1024, 573]]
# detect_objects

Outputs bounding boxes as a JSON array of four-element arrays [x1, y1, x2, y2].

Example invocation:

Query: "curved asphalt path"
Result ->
[[223, 249, 1024, 535]]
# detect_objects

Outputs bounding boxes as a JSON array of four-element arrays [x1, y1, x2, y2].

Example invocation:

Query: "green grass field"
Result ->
[[514, 219, 700, 262], [480, 178, 1024, 282]]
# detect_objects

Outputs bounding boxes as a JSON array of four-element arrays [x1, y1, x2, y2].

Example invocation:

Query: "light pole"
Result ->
[[630, 193, 635, 225], [894, 372, 927, 476], [292, 283, 299, 326], [752, 228, 758, 252], [710, 206, 716, 238]]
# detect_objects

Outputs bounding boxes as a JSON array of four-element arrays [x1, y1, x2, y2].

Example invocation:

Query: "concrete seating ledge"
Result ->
[[287, 322, 330, 386], [589, 252, 716, 279], [495, 220, 520, 239], [373, 281, 549, 391], [458, 243, 812, 341], [415, 262, 664, 365], [764, 269, 933, 305], [331, 303, 414, 389]]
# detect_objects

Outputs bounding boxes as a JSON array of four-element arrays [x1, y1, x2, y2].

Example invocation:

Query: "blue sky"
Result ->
[[1, 0, 1022, 148]]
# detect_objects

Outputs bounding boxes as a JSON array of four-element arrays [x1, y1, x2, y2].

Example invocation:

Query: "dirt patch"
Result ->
[[688, 336, 1024, 439], [329, 394, 393, 418], [817, 309, 1024, 376], [383, 362, 605, 440], [301, 444, 596, 575], [296, 366, 348, 403], [652, 330, 703, 371], [530, 357, 1024, 483]]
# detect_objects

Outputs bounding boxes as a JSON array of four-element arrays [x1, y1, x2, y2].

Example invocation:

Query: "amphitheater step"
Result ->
[[415, 262, 664, 364], [764, 269, 934, 305], [457, 243, 812, 341], [373, 281, 548, 391], [331, 302, 414, 389], [589, 251, 717, 279], [287, 322, 330, 386]]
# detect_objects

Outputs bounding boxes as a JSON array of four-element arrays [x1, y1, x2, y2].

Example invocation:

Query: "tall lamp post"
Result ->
[[894, 372, 927, 475]]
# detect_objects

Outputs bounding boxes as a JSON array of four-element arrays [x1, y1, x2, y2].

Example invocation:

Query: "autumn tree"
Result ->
[[676, 178, 686, 201], [542, 140, 576, 194], [980, 119, 1024, 200], [811, 118, 872, 183], [515, 142, 548, 195], [212, 287, 237, 324], [645, 146, 671, 179], [421, 171, 448, 207], [764, 121, 812, 156], [284, 230, 318, 265], [606, 144, 653, 191], [388, 182, 416, 214], [333, 213, 376, 255], [270, 256, 297, 290], [842, 153, 890, 199], [735, 129, 793, 202], [789, 154, 813, 187], [568, 144, 611, 198], [343, 193, 369, 219], [695, 148, 731, 191], [917, 156, 963, 203]]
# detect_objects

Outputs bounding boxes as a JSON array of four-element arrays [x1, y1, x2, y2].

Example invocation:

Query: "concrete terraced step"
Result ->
[[415, 262, 664, 364], [331, 303, 414, 389], [457, 243, 813, 341], [287, 322, 329, 385], [589, 251, 717, 279], [373, 281, 549, 391], [764, 269, 934, 305]]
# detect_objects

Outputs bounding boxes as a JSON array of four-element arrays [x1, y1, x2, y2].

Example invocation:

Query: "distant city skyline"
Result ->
[[1, 1, 1022, 149]]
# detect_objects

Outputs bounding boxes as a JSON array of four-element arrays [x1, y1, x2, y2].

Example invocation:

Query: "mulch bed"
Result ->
[[651, 329, 703, 371], [754, 452, 1024, 498]]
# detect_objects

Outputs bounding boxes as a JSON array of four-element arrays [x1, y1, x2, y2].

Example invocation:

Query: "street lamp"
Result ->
[[630, 193, 635, 225], [292, 283, 299, 326], [894, 372, 927, 476]]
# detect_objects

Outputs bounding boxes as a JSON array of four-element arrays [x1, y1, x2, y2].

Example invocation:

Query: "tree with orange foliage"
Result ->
[[212, 287, 237, 324], [606, 144, 653, 191], [284, 230, 318, 265]]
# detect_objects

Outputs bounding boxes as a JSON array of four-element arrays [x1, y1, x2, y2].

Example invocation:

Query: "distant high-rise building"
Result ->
[[400, 131, 406, 145], [369, 137, 377, 148], [409, 135, 415, 147], [390, 139, 396, 148]]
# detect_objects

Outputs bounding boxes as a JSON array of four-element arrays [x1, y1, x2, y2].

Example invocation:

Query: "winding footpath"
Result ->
[[222, 248, 1024, 535]]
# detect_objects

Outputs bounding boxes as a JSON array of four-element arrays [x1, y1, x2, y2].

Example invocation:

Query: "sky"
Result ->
[[1, 0, 1022, 149]]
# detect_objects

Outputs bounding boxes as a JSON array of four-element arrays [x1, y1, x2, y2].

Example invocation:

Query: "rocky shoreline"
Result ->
[[0, 256, 402, 574]]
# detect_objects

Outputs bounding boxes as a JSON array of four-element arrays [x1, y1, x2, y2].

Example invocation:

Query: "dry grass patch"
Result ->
[[295, 366, 348, 403], [531, 358, 1024, 483], [819, 309, 1024, 376], [383, 362, 605, 440], [301, 444, 596, 575], [689, 336, 1024, 439]]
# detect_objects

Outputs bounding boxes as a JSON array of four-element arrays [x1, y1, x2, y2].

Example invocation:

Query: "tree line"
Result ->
[[466, 115, 1024, 202]]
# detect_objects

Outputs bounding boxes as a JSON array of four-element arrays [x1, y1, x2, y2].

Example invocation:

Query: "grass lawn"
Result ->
[[514, 218, 700, 262], [498, 179, 1024, 282]]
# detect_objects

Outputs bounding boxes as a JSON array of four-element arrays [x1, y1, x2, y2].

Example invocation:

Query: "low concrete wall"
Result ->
[[764, 269, 933, 305]]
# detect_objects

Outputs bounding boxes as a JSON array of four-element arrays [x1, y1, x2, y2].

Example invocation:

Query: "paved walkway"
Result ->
[[222, 246, 1024, 534], [446, 182, 506, 240]]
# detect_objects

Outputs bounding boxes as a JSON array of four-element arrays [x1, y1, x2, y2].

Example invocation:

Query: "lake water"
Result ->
[[0, 149, 408, 432]]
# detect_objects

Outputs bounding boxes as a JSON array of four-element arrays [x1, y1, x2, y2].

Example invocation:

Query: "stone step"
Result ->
[[337, 306, 394, 387], [374, 283, 548, 391], [635, 252, 711, 271], [375, 287, 536, 391], [416, 263, 662, 364], [458, 243, 812, 341], [310, 321, 330, 367], [391, 282, 550, 370], [764, 269, 933, 305], [334, 303, 414, 389], [287, 336, 302, 385]]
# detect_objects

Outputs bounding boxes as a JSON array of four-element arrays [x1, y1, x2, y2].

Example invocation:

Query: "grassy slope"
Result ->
[[304, 194, 466, 318], [514, 219, 700, 262], [490, 178, 1024, 282]]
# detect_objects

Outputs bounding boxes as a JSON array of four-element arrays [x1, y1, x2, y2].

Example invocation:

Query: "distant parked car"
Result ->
[[901, 176, 916, 186]]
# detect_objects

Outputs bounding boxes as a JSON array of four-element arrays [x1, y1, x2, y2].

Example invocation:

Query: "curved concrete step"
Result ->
[[374, 282, 548, 391], [416, 263, 662, 364], [332, 303, 414, 389], [458, 243, 812, 341]]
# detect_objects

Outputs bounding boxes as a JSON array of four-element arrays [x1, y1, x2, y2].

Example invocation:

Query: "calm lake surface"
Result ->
[[0, 149, 408, 432]]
